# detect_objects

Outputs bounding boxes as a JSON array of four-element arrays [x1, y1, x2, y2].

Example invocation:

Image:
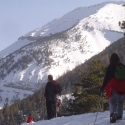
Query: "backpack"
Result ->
[[115, 65, 125, 80], [52, 81, 62, 95]]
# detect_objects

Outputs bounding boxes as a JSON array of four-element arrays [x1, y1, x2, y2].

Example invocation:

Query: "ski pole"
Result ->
[[94, 92, 103, 125]]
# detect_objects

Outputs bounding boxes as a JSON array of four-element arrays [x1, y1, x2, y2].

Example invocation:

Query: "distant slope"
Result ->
[[56, 36, 125, 94]]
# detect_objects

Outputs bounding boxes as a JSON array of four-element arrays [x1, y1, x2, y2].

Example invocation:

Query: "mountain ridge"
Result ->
[[0, 1, 125, 59]]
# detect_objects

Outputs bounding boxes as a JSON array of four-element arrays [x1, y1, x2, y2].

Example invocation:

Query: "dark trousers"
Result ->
[[46, 100, 56, 120]]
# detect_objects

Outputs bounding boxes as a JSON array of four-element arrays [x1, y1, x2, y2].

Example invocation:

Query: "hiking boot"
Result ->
[[115, 113, 122, 120], [116, 116, 122, 120], [110, 112, 116, 123]]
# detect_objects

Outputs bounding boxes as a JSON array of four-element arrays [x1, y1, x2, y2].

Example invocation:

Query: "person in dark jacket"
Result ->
[[100, 53, 125, 123], [44, 74, 56, 120]]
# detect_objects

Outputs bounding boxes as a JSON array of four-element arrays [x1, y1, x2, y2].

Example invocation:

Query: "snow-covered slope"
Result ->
[[0, 1, 125, 107], [22, 111, 125, 125], [24, 1, 125, 38], [0, 1, 125, 59]]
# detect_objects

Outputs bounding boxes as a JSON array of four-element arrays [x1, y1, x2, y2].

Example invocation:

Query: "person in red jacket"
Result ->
[[26, 114, 34, 123], [100, 53, 125, 123]]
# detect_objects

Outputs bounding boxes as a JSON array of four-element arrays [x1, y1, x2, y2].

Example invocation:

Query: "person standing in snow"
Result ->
[[100, 53, 125, 123], [44, 74, 57, 120]]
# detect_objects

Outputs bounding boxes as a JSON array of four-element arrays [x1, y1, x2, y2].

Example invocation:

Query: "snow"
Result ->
[[22, 111, 125, 125], [0, 86, 32, 108], [24, 1, 125, 38], [0, 39, 35, 59]]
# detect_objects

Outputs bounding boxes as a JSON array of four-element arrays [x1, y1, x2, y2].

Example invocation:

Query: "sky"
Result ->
[[0, 0, 120, 52], [22, 110, 125, 125]]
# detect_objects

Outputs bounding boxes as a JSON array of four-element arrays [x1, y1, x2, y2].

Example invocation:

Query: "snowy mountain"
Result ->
[[22, 111, 125, 125], [0, 1, 125, 108]]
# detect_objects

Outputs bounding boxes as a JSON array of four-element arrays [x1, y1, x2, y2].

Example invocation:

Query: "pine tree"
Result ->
[[70, 60, 108, 114]]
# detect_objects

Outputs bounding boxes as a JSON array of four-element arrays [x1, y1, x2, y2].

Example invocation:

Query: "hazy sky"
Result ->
[[0, 0, 118, 51]]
